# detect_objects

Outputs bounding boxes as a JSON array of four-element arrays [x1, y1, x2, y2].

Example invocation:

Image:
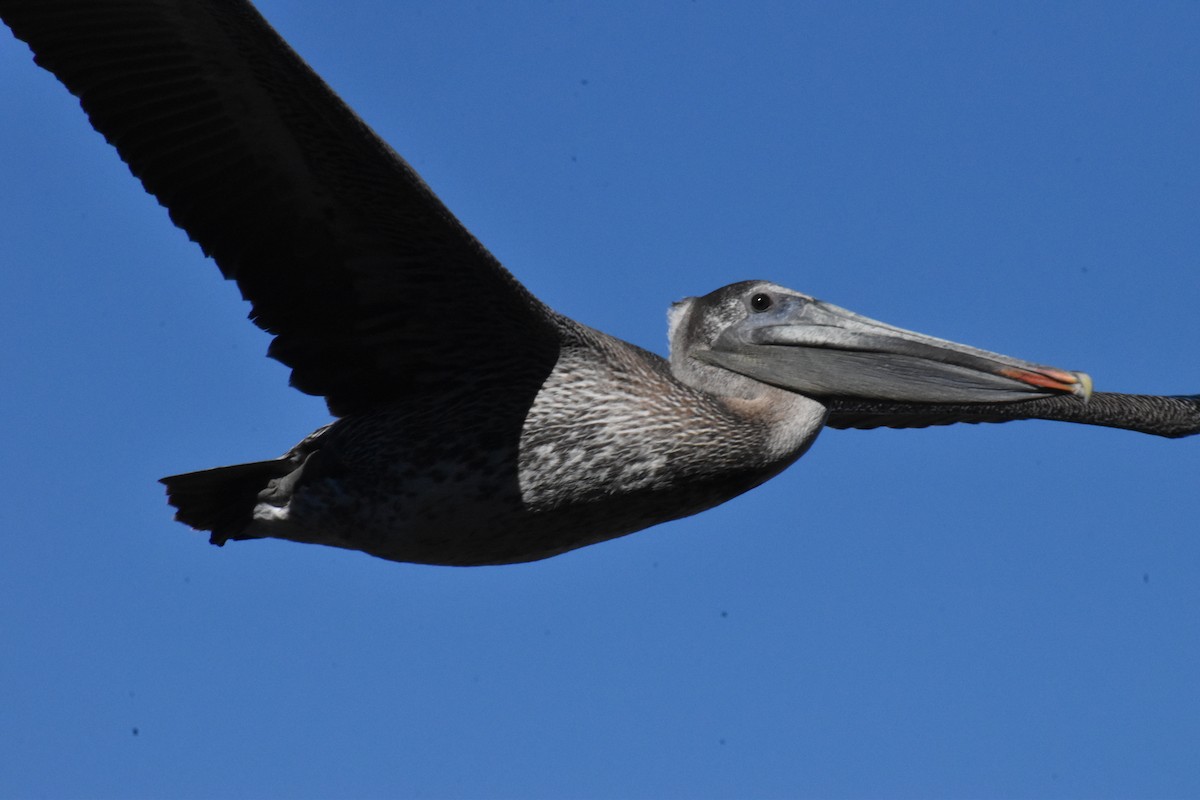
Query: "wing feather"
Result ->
[[0, 0, 562, 415], [825, 392, 1200, 439]]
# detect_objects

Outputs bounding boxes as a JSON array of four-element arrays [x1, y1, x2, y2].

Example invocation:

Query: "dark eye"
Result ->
[[750, 292, 773, 312]]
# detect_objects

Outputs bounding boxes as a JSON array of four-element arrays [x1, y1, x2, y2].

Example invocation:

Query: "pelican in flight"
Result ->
[[2, 1, 1195, 566]]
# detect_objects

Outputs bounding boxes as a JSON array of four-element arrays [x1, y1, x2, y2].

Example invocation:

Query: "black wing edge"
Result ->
[[825, 392, 1200, 439]]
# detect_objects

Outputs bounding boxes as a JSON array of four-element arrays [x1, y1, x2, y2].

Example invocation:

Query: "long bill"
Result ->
[[700, 296, 1093, 404]]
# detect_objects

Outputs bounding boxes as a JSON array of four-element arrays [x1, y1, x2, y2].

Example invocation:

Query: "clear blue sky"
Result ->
[[2, 2, 1198, 797]]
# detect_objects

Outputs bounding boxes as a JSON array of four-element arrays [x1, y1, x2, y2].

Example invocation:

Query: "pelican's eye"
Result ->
[[750, 292, 773, 312]]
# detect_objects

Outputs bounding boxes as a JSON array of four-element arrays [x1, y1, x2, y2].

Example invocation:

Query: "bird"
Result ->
[[1, 0, 1195, 566]]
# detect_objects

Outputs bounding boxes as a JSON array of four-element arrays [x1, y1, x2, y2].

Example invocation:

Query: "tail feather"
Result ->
[[160, 460, 293, 545]]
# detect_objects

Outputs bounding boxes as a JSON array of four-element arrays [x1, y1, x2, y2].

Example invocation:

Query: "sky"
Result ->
[[1, 2, 1198, 797]]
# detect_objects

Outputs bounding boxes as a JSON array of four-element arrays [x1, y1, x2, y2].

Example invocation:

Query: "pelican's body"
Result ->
[[250, 319, 821, 565], [2, 0, 1195, 566]]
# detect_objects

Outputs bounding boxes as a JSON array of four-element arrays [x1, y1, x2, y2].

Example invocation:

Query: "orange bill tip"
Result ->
[[999, 366, 1094, 400]]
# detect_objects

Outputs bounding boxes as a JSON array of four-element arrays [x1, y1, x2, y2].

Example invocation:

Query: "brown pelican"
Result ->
[[2, 1, 1196, 566]]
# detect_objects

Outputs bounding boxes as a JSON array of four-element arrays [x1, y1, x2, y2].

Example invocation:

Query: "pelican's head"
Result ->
[[668, 280, 1092, 403]]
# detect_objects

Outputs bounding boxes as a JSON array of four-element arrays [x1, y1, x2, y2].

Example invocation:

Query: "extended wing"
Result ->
[[826, 392, 1200, 439], [0, 0, 563, 416]]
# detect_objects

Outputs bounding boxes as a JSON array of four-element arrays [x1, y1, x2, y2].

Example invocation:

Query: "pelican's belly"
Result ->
[[252, 430, 536, 566], [242, 395, 773, 565], [241, 342, 823, 566]]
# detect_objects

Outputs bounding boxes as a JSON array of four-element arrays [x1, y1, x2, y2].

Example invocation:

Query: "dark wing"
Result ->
[[825, 392, 1200, 439], [0, 0, 562, 416]]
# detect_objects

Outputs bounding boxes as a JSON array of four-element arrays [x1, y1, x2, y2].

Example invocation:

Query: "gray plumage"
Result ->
[[1, 0, 1194, 566]]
